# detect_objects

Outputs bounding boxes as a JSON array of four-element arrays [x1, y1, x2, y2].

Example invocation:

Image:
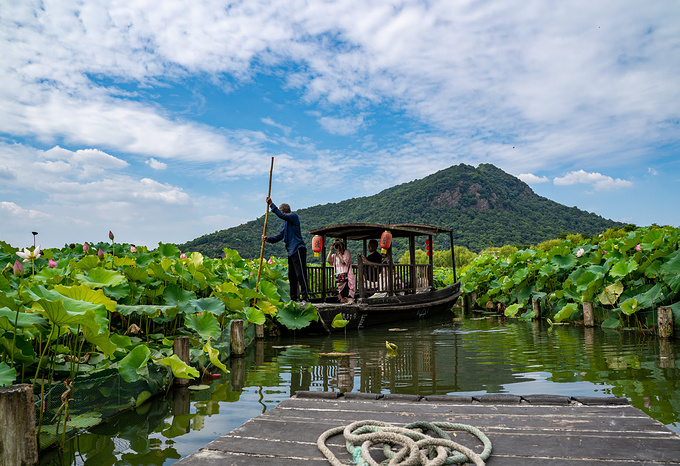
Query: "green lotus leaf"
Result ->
[[189, 297, 226, 316], [220, 294, 245, 312], [222, 248, 244, 266], [641, 229, 664, 251], [0, 334, 35, 364], [552, 254, 577, 270], [103, 282, 131, 300], [110, 334, 133, 349], [148, 262, 178, 283], [258, 280, 282, 304], [55, 283, 118, 313], [601, 316, 621, 328], [609, 259, 639, 278], [620, 297, 639, 316], [36, 297, 105, 336], [163, 284, 196, 307], [0, 362, 17, 387], [0, 307, 48, 331], [331, 313, 349, 328], [216, 281, 240, 296], [240, 288, 266, 303], [118, 344, 151, 383], [203, 341, 228, 373], [81, 325, 118, 356], [504, 303, 523, 317], [112, 256, 136, 267], [255, 300, 277, 316], [136, 390, 153, 407], [598, 281, 624, 306], [184, 312, 221, 341], [632, 283, 663, 309], [157, 242, 181, 258], [245, 306, 266, 325], [554, 303, 578, 322], [158, 354, 199, 380], [76, 255, 100, 271], [125, 267, 149, 281], [276, 302, 318, 330], [661, 250, 680, 293]]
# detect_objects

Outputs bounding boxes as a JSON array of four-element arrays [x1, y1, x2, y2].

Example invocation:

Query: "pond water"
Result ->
[[41, 311, 680, 465]]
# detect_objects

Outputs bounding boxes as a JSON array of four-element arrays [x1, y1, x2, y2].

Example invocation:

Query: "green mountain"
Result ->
[[179, 163, 624, 259]]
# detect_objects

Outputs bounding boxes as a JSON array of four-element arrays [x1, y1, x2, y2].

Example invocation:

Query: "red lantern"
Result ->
[[312, 235, 323, 257], [426, 239, 431, 256], [380, 230, 392, 254]]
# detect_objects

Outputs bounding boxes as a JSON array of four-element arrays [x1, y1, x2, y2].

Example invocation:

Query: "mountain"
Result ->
[[179, 163, 624, 259]]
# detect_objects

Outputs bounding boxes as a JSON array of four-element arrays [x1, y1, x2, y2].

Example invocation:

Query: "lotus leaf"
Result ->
[[203, 341, 228, 373], [163, 284, 196, 307], [245, 306, 266, 325], [598, 282, 624, 306], [276, 302, 318, 330], [0, 307, 47, 330], [118, 345, 151, 383], [55, 283, 118, 313], [0, 361, 17, 386], [0, 334, 36, 363], [184, 312, 221, 341], [76, 255, 100, 271], [661, 250, 680, 293], [332, 313, 349, 328], [554, 303, 578, 322], [189, 297, 226, 316], [620, 297, 639, 316], [158, 354, 199, 380], [504, 303, 523, 317], [157, 242, 181, 258], [125, 267, 149, 281], [609, 259, 639, 278]]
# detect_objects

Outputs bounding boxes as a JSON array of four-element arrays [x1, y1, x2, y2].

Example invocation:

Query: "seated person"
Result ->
[[360, 239, 383, 290], [326, 239, 355, 304]]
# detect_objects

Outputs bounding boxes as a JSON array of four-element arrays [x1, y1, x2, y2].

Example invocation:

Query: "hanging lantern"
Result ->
[[312, 235, 323, 257], [426, 239, 431, 256], [380, 230, 392, 254]]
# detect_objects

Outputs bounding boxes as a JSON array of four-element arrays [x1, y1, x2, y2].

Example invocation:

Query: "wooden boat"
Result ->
[[304, 223, 461, 333]]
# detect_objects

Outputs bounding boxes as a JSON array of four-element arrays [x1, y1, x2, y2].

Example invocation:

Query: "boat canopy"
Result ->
[[308, 223, 452, 240]]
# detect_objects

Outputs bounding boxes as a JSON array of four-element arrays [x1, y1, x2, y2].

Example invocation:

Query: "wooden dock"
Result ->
[[176, 391, 680, 465]]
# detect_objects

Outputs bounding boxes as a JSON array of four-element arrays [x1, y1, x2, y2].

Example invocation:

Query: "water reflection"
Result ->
[[42, 313, 680, 465]]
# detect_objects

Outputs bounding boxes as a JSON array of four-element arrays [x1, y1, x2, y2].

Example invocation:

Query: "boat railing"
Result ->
[[307, 258, 433, 301]]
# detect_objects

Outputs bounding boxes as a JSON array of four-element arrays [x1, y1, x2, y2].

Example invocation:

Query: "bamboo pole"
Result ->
[[256, 157, 275, 293]]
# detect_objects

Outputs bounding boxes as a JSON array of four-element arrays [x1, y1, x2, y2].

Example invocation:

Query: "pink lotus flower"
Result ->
[[635, 244, 642, 252], [130, 246, 137, 253], [576, 248, 584, 258], [48, 259, 57, 268], [268, 258, 274, 264], [13, 260, 24, 276], [602, 250, 607, 255], [98, 248, 104, 258], [17, 245, 41, 263], [180, 253, 187, 259], [109, 230, 114, 240], [83, 243, 89, 253]]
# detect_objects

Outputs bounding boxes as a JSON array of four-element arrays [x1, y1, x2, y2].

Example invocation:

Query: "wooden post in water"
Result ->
[[532, 298, 541, 320], [660, 339, 675, 369], [583, 301, 595, 327], [658, 307, 674, 339], [231, 319, 245, 357], [470, 292, 478, 309], [173, 337, 191, 386], [255, 323, 265, 340], [0, 384, 38, 466]]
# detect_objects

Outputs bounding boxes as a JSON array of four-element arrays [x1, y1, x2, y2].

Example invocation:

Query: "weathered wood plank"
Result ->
[[176, 393, 680, 465]]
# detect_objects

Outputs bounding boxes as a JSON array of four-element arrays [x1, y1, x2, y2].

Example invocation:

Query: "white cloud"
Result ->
[[318, 115, 365, 135], [553, 170, 633, 190], [0, 201, 49, 220], [146, 158, 167, 170], [648, 167, 659, 175], [518, 173, 550, 184], [261, 117, 292, 136]]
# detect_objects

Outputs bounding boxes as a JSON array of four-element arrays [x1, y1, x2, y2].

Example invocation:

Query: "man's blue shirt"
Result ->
[[267, 204, 306, 256]]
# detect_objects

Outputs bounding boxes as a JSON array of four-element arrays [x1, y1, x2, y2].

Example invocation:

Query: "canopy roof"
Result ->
[[308, 223, 452, 241]]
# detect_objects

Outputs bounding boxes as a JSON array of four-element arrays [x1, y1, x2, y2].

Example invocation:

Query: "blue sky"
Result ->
[[1, 0, 679, 250]]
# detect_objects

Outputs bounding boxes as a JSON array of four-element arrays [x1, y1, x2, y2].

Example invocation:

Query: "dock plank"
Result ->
[[177, 393, 680, 465]]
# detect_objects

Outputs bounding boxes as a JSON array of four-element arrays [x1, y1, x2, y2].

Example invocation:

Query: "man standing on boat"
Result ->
[[262, 197, 310, 306]]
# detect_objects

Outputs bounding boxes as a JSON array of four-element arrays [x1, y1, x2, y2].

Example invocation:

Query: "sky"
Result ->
[[1, 0, 679, 250]]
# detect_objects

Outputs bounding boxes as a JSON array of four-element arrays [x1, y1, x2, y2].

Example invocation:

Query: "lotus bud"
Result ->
[[69, 243, 75, 249], [83, 243, 89, 253], [13, 260, 24, 276], [109, 230, 114, 241], [635, 244, 642, 252], [180, 253, 187, 259], [48, 259, 57, 268], [130, 245, 137, 253], [98, 248, 104, 258]]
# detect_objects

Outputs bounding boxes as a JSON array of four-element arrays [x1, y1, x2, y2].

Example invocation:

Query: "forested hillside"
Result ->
[[179, 163, 624, 258]]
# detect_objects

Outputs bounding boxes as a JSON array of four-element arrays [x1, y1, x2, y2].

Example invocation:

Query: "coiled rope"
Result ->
[[317, 419, 492, 465]]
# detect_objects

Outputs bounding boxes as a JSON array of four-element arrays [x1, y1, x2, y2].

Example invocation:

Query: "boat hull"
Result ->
[[310, 282, 461, 333]]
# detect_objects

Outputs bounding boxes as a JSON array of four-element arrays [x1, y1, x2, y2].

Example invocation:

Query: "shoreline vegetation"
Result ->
[[0, 223, 677, 449]]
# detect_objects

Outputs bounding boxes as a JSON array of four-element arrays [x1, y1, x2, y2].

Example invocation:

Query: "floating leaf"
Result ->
[[601, 316, 621, 328]]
